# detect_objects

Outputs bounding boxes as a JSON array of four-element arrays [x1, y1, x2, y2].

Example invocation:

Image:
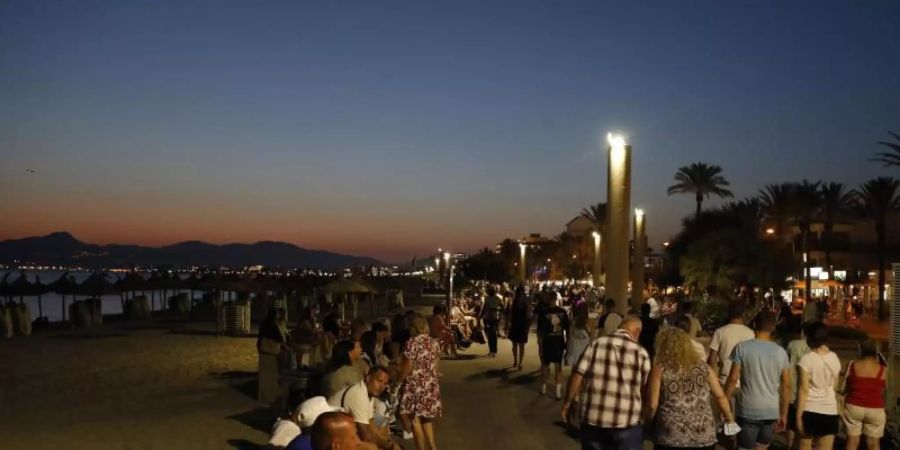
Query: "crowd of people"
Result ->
[[256, 282, 889, 450], [258, 303, 449, 450]]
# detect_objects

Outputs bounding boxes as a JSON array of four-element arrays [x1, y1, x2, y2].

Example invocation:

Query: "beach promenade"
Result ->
[[0, 305, 580, 450]]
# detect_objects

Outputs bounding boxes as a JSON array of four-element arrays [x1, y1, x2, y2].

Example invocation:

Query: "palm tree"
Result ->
[[871, 130, 900, 167], [667, 163, 734, 218], [819, 182, 857, 274], [580, 202, 607, 231], [788, 180, 822, 304], [856, 177, 900, 319], [759, 183, 795, 239]]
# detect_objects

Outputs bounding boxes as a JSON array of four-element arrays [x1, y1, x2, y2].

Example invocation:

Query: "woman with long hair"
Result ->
[[400, 314, 442, 450], [645, 327, 735, 450], [566, 302, 592, 368], [841, 339, 887, 450], [507, 286, 532, 370], [796, 322, 842, 450], [323, 339, 363, 397], [257, 307, 288, 403]]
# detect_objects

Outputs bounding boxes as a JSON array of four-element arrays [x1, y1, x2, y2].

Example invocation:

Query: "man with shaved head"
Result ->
[[561, 315, 650, 450], [310, 412, 378, 450]]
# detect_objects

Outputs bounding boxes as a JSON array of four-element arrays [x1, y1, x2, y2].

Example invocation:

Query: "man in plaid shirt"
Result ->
[[561, 315, 650, 450]]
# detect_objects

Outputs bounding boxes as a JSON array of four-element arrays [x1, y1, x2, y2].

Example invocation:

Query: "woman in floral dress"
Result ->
[[400, 313, 442, 450]]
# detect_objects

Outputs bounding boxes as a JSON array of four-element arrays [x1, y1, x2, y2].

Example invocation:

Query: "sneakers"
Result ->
[[402, 431, 413, 440]]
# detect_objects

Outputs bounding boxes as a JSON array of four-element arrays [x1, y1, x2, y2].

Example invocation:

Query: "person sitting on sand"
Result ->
[[310, 411, 379, 450], [329, 367, 403, 450], [269, 395, 342, 450], [324, 340, 364, 398]]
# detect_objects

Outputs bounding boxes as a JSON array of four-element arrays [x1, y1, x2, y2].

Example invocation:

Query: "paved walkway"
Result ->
[[432, 336, 581, 450]]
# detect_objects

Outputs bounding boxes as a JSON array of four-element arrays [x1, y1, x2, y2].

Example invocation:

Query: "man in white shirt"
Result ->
[[708, 302, 755, 386], [328, 366, 401, 450], [675, 315, 706, 360], [645, 295, 660, 319]]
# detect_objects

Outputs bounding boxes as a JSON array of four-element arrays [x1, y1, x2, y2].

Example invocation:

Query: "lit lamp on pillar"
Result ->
[[444, 252, 452, 309], [592, 231, 602, 288], [519, 242, 527, 283], [605, 133, 632, 314], [631, 209, 646, 312]]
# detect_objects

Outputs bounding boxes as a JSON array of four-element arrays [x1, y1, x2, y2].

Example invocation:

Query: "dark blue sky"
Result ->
[[2, 1, 899, 261]]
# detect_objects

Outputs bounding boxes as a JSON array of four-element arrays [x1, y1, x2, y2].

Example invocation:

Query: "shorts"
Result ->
[[842, 403, 886, 438], [541, 335, 565, 365], [801, 411, 839, 437], [736, 417, 776, 449], [787, 404, 798, 431]]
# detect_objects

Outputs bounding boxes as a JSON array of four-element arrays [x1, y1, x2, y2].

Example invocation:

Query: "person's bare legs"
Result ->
[[400, 413, 413, 437], [814, 435, 835, 450], [540, 363, 549, 394], [844, 434, 860, 450], [511, 342, 519, 368], [422, 418, 438, 450], [797, 437, 813, 450], [411, 416, 427, 450], [517, 343, 525, 370], [553, 362, 562, 398], [865, 435, 880, 450]]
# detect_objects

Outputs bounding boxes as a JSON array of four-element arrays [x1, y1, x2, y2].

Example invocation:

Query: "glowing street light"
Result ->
[[592, 231, 602, 287], [765, 228, 776, 235], [631, 208, 647, 311], [518, 242, 527, 282], [606, 132, 631, 314]]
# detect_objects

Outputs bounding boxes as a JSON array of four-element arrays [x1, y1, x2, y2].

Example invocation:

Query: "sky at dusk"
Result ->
[[1, 1, 899, 262]]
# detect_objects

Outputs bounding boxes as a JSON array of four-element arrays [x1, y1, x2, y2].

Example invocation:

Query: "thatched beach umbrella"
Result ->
[[76, 272, 118, 298], [31, 275, 48, 319], [9, 272, 32, 304], [323, 278, 373, 320], [50, 272, 78, 322]]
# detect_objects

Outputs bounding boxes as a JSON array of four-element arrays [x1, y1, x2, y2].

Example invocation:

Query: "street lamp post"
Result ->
[[592, 231, 602, 288], [519, 242, 527, 283], [606, 133, 632, 314], [631, 209, 646, 311], [443, 252, 451, 308]]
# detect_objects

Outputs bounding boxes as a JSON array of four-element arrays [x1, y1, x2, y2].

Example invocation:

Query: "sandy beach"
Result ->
[[0, 322, 269, 449]]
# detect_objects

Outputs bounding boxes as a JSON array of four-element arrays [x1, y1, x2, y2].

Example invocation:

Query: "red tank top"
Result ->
[[845, 362, 886, 408]]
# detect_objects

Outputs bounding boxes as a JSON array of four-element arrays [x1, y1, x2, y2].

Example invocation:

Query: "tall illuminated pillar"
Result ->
[[605, 133, 632, 314], [631, 209, 646, 311], [592, 231, 602, 288], [519, 242, 527, 283]]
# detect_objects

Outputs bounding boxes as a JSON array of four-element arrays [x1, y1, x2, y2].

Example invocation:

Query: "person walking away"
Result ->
[[538, 294, 569, 398], [795, 322, 842, 450], [508, 286, 532, 371], [598, 298, 623, 337], [841, 339, 887, 450], [708, 302, 755, 388], [480, 285, 503, 358], [561, 316, 650, 450], [679, 301, 702, 338], [566, 302, 592, 369], [674, 315, 706, 360], [785, 327, 812, 450], [802, 298, 819, 326], [646, 327, 737, 450], [638, 303, 660, 360], [645, 292, 660, 319], [400, 314, 443, 450], [724, 312, 791, 450]]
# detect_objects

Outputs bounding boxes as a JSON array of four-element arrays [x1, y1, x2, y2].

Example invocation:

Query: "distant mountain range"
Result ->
[[0, 232, 381, 269]]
